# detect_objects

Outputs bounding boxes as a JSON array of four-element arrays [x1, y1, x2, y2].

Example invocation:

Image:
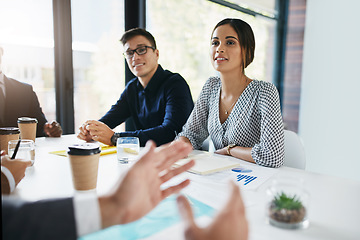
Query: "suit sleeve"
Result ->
[[27, 85, 48, 137], [2, 197, 77, 240]]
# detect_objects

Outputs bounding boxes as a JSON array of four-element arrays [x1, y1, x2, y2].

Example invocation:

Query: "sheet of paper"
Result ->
[[49, 144, 117, 157], [222, 161, 280, 191]]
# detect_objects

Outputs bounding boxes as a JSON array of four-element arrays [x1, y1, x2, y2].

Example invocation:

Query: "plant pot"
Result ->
[[266, 177, 309, 229]]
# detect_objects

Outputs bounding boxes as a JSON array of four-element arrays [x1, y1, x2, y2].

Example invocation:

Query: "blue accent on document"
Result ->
[[237, 174, 257, 185], [80, 195, 214, 240], [232, 167, 253, 173]]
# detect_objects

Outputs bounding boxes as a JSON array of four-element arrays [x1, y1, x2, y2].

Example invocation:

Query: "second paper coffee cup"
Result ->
[[0, 127, 20, 154], [17, 117, 38, 142], [68, 143, 101, 191]]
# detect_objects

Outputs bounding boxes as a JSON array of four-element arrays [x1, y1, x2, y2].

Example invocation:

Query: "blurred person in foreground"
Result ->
[[2, 141, 248, 240], [0, 46, 62, 137]]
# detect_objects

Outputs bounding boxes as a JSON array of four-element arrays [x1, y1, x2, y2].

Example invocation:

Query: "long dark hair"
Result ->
[[211, 18, 255, 71]]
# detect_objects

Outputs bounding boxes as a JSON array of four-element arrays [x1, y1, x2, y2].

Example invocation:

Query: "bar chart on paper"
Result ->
[[237, 174, 258, 185], [225, 163, 280, 190]]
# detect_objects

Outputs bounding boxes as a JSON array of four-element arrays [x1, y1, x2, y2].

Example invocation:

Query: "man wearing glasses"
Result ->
[[78, 28, 194, 147]]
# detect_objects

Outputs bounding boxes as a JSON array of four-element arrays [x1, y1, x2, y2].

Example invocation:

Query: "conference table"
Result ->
[[11, 135, 360, 240]]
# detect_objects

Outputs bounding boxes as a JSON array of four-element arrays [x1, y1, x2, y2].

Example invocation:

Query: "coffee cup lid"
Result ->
[[0, 127, 20, 135], [17, 117, 38, 124], [67, 143, 101, 155]]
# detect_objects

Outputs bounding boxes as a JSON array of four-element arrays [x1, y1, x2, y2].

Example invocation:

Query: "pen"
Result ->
[[11, 139, 22, 159]]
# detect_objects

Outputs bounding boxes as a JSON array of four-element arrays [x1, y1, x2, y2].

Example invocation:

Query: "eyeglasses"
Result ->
[[123, 46, 155, 59]]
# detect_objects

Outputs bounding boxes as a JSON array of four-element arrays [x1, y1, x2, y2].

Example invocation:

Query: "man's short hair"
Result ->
[[120, 28, 157, 49]]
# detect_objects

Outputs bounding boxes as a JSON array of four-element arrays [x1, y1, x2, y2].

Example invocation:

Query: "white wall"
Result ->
[[299, 0, 360, 181]]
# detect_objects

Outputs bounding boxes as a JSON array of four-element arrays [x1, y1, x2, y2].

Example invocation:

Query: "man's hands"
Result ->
[[44, 120, 62, 137], [98, 140, 194, 228], [1, 151, 32, 193], [77, 120, 114, 145], [177, 181, 248, 240]]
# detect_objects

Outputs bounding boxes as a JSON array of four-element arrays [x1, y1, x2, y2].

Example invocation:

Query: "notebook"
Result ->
[[174, 150, 240, 175]]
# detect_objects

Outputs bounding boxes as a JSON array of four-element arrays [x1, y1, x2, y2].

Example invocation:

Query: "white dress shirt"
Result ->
[[1, 164, 102, 237], [1, 166, 16, 192], [73, 192, 102, 237]]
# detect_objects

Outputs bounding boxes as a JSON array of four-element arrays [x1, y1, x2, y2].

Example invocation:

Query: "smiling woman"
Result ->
[[178, 18, 284, 168]]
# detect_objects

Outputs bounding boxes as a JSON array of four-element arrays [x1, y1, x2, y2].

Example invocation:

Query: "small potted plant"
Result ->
[[268, 192, 306, 228], [266, 178, 309, 229]]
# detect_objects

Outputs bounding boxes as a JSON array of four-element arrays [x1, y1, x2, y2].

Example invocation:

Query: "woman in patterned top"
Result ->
[[178, 18, 284, 168]]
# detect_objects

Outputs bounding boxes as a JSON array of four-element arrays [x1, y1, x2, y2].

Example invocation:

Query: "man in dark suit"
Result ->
[[0, 46, 62, 137]]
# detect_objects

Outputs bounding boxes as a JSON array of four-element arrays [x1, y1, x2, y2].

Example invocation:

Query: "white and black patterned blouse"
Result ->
[[179, 76, 284, 168]]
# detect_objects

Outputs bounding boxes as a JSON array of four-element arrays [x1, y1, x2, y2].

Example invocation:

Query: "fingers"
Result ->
[[18, 159, 32, 168], [221, 181, 245, 217], [230, 181, 246, 214], [161, 179, 191, 199], [45, 122, 62, 137], [160, 160, 195, 183], [77, 131, 90, 141], [155, 141, 192, 172], [177, 194, 196, 226], [132, 140, 157, 165], [1, 154, 11, 162]]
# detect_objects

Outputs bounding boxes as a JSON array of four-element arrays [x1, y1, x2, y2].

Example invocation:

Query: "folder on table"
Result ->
[[50, 145, 117, 157], [174, 151, 240, 175]]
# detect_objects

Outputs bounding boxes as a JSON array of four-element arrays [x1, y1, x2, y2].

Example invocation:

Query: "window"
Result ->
[[147, 0, 277, 100], [71, 0, 125, 130], [0, 0, 56, 121]]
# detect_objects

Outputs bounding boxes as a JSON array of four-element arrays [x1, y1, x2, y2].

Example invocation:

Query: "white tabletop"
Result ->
[[13, 135, 360, 240]]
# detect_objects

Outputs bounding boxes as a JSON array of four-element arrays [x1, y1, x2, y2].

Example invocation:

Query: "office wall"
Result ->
[[299, 0, 360, 181]]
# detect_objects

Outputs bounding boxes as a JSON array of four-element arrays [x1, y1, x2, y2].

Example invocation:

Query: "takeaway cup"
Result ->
[[67, 143, 101, 191], [17, 117, 38, 142], [0, 127, 20, 154]]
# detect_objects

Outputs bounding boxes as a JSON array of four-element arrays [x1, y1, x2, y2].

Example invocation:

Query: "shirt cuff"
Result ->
[[1, 166, 16, 193], [73, 192, 102, 237]]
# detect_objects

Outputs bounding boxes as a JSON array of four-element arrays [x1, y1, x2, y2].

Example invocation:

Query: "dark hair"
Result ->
[[211, 18, 255, 70], [120, 28, 157, 49]]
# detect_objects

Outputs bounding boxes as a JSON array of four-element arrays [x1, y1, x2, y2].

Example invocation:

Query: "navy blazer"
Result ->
[[0, 75, 48, 137], [2, 196, 77, 240]]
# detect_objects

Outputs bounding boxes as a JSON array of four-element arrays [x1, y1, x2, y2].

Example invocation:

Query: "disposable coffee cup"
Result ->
[[68, 143, 101, 191], [0, 127, 20, 155], [17, 117, 38, 142]]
